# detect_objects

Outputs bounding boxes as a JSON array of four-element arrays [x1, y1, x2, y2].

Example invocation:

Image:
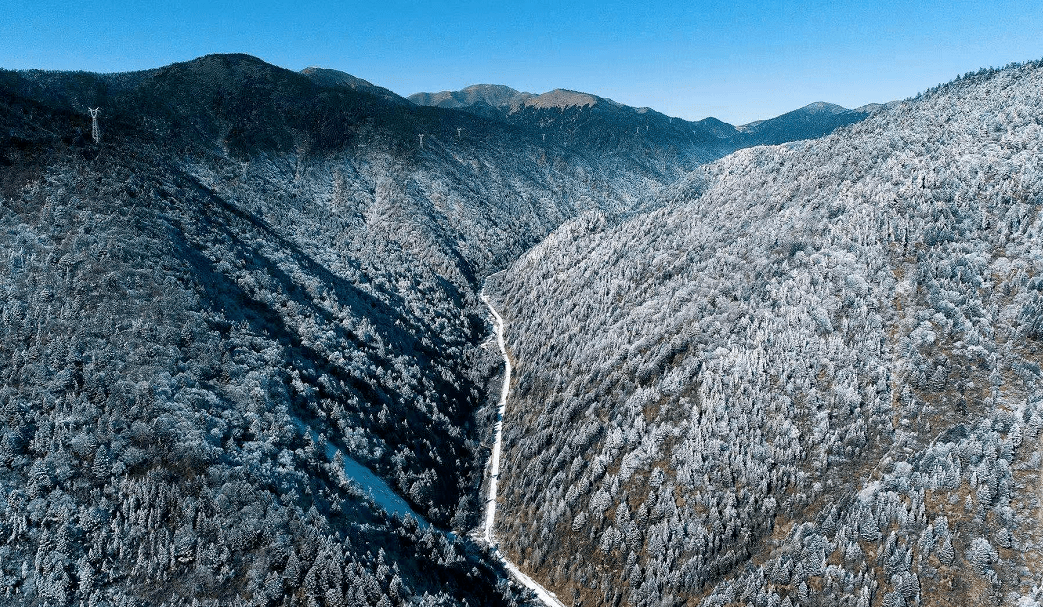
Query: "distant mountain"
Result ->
[[736, 100, 874, 145], [411, 85, 882, 162], [409, 83, 532, 111], [414, 85, 605, 112], [413, 84, 745, 177], [410, 84, 616, 112], [853, 101, 892, 113]]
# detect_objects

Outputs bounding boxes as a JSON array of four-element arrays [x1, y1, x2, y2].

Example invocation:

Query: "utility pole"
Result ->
[[88, 108, 101, 143]]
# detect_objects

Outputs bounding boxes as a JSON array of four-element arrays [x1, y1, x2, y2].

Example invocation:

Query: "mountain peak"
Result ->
[[799, 101, 850, 114], [524, 89, 599, 110]]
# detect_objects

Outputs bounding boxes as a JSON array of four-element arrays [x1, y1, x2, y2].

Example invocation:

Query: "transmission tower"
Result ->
[[88, 108, 101, 143]]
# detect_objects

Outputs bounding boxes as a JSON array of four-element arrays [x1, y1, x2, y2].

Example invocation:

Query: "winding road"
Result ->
[[290, 293, 564, 607], [481, 293, 567, 607]]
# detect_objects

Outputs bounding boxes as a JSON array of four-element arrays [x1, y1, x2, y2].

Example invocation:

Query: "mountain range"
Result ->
[[408, 82, 879, 166], [1, 52, 1040, 607]]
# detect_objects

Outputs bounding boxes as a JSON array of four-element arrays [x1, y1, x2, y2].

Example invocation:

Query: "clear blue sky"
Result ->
[[3, 0, 1041, 124]]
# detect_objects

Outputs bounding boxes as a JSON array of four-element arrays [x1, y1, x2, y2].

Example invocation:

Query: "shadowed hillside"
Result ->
[[0, 53, 677, 606]]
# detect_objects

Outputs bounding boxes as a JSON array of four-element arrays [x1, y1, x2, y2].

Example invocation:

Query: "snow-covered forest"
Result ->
[[0, 54, 684, 606], [486, 60, 1043, 606], [3, 50, 1041, 607]]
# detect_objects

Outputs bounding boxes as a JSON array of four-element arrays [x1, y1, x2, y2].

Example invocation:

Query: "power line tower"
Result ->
[[88, 108, 101, 143]]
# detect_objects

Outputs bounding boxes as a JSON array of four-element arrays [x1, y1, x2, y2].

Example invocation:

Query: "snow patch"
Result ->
[[291, 419, 428, 528]]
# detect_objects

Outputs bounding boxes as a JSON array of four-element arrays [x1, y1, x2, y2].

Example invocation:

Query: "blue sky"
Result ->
[[3, 0, 1041, 123]]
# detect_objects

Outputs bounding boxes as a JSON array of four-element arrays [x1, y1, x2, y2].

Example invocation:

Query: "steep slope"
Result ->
[[0, 143, 519, 606], [485, 61, 1043, 606], [0, 53, 681, 605]]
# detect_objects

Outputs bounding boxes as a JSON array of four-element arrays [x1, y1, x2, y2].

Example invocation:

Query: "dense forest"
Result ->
[[486, 60, 1043, 606], [4, 50, 1035, 606], [0, 53, 680, 606]]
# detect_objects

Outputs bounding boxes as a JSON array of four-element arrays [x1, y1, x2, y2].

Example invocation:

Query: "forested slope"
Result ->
[[0, 53, 679, 605], [487, 60, 1043, 606]]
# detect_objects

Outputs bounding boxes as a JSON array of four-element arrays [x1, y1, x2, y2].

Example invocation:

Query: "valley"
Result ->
[[0, 52, 1041, 607], [483, 293, 567, 607]]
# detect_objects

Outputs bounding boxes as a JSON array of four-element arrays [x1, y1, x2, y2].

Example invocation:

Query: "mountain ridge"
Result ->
[[410, 81, 882, 161]]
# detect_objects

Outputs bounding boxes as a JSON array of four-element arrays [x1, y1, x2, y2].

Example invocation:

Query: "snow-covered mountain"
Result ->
[[0, 52, 670, 606], [3, 50, 1038, 607], [4, 50, 837, 607], [484, 61, 1043, 606]]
